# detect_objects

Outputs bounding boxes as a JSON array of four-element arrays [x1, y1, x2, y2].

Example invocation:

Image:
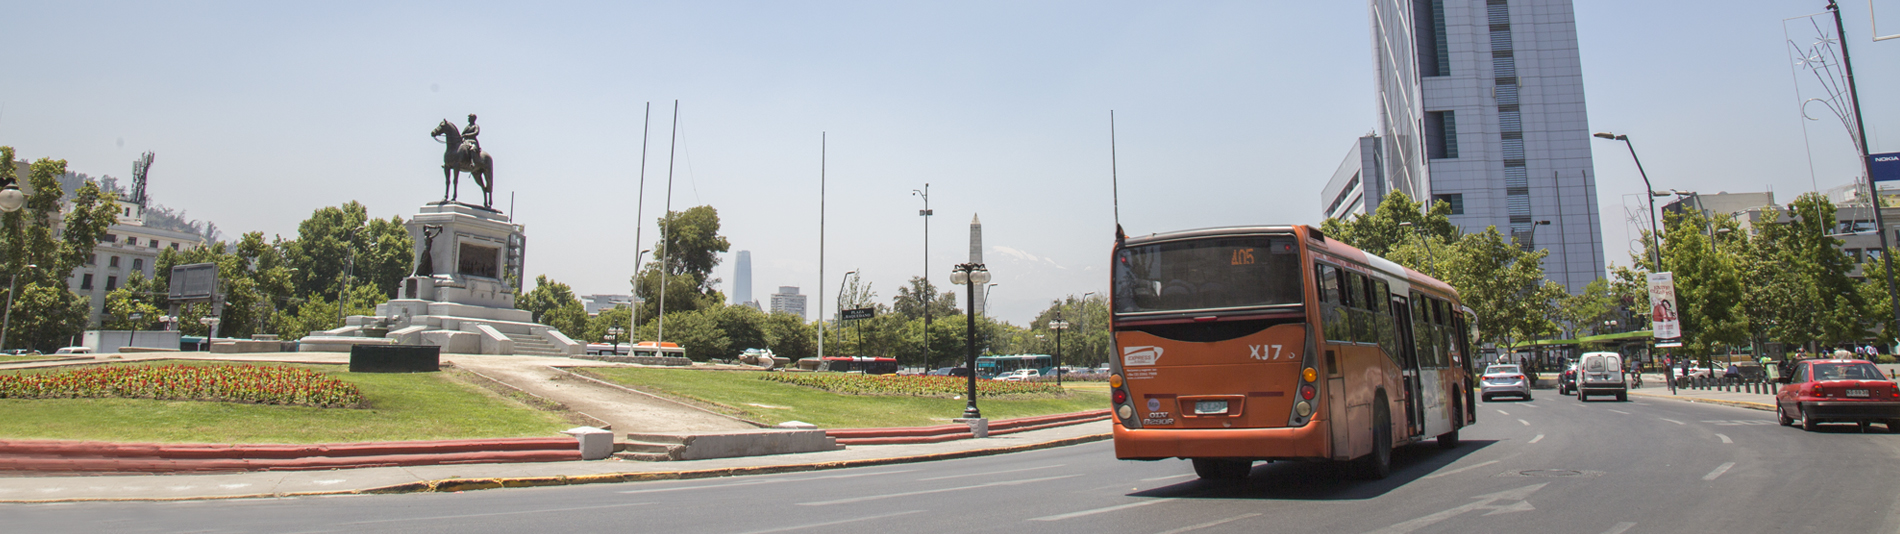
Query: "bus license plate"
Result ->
[[1848, 389, 1870, 398], [1195, 400, 1228, 415]]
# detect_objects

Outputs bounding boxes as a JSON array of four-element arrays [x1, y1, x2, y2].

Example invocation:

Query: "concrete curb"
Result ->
[[0, 437, 582, 474], [827, 410, 1112, 445], [1629, 391, 1774, 412], [4, 432, 1114, 503]]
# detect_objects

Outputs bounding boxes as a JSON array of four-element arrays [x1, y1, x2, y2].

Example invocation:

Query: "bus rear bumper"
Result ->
[[1113, 420, 1329, 461]]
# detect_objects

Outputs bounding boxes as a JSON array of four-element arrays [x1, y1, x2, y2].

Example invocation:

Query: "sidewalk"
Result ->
[[1625, 373, 1775, 411], [0, 420, 1113, 503]]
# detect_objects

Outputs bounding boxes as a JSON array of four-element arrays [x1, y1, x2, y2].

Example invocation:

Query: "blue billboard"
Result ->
[[1873, 152, 1900, 183]]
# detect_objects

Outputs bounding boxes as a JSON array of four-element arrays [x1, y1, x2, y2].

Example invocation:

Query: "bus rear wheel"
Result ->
[[1191, 459, 1252, 481], [1439, 392, 1463, 449], [1354, 396, 1393, 480]]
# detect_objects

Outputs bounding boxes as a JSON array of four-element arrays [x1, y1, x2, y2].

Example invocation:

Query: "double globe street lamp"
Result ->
[[948, 262, 990, 419], [0, 178, 27, 351]]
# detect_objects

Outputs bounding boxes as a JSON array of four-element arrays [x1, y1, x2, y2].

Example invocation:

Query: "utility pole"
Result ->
[[1831, 1, 1900, 349]]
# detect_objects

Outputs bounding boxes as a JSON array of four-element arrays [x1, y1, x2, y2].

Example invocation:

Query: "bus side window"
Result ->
[[1432, 298, 1447, 325], [1317, 264, 1340, 304], [1373, 280, 1389, 315]]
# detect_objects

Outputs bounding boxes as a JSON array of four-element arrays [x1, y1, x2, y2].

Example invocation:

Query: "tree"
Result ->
[[1441, 226, 1557, 357], [0, 153, 117, 350], [1741, 194, 1864, 352], [759, 311, 816, 361], [1659, 209, 1749, 361], [713, 304, 770, 358], [892, 276, 960, 320], [1320, 191, 1459, 258], [279, 202, 412, 301], [630, 206, 732, 322], [102, 272, 165, 331]]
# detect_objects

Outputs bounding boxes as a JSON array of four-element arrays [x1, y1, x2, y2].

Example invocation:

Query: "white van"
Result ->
[[1575, 351, 1627, 401]]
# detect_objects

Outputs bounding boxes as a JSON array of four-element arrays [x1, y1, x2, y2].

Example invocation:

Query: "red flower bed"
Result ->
[[761, 372, 1062, 397], [0, 364, 364, 408]]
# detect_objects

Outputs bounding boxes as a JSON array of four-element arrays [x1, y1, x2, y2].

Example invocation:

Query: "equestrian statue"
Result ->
[[431, 114, 496, 208]]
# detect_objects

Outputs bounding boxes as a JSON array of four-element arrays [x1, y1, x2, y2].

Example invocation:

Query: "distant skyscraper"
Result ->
[[969, 214, 984, 316], [733, 250, 753, 307], [770, 286, 807, 320]]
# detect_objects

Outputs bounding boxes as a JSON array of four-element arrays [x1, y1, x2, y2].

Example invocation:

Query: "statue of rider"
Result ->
[[460, 114, 481, 168]]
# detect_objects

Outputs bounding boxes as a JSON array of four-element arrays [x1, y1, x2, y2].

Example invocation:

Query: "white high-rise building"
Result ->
[[1327, 0, 1605, 293], [769, 286, 806, 320]]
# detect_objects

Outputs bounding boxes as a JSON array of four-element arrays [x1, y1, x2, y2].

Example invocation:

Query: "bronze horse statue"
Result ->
[[431, 119, 495, 207]]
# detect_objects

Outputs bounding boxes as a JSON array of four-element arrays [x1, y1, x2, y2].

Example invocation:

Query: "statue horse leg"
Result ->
[[442, 165, 453, 201], [481, 155, 495, 208]]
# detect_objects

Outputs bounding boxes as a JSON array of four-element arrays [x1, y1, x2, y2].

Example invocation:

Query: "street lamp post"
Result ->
[[913, 185, 932, 366], [949, 262, 990, 419], [1081, 292, 1097, 367], [1593, 133, 1666, 271], [606, 326, 624, 355], [1050, 314, 1070, 386], [1, 264, 37, 351], [832, 270, 857, 357]]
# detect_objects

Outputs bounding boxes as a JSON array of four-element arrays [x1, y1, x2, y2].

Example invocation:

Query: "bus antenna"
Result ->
[[1111, 110, 1125, 246]]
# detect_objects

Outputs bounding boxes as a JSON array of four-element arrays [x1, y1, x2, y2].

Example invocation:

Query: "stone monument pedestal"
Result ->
[[303, 201, 581, 357]]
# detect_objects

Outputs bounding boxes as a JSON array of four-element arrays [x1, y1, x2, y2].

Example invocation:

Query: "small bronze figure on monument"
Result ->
[[414, 225, 444, 277]]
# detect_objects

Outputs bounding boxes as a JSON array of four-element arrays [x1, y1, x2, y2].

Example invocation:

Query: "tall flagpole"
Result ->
[[658, 100, 678, 345], [819, 132, 826, 360], [631, 102, 651, 341]]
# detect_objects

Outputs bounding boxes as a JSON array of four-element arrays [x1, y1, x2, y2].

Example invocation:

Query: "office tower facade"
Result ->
[[1333, 0, 1605, 293], [969, 214, 984, 316], [769, 286, 807, 320], [733, 250, 754, 307]]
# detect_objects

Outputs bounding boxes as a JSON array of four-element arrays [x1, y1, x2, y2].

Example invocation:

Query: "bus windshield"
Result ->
[[1114, 235, 1302, 314]]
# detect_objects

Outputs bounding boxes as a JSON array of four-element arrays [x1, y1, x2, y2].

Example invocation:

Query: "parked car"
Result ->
[[1480, 364, 1532, 401], [994, 369, 1041, 382], [52, 347, 93, 355], [1775, 358, 1900, 432], [1575, 352, 1628, 401], [1558, 364, 1578, 396], [927, 367, 973, 378]]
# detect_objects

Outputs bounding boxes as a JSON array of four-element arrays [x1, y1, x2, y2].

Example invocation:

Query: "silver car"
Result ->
[[1481, 364, 1533, 401]]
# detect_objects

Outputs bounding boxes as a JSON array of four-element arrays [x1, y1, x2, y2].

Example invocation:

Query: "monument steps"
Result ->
[[504, 332, 567, 357]]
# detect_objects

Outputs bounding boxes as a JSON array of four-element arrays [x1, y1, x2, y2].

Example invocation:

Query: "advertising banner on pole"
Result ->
[[1648, 272, 1682, 348]]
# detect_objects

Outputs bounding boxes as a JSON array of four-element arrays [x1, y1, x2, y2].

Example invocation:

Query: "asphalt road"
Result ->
[[10, 395, 1900, 534]]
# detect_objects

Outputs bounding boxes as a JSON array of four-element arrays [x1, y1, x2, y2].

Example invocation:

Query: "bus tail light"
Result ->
[[1295, 400, 1313, 417], [1112, 388, 1128, 405], [1109, 374, 1123, 388], [1300, 384, 1316, 400]]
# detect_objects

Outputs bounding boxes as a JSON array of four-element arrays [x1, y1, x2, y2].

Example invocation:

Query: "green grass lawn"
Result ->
[[0, 355, 59, 363], [579, 368, 1108, 428], [0, 361, 570, 443]]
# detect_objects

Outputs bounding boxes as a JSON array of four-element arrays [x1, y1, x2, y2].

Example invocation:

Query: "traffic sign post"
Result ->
[[842, 307, 875, 358]]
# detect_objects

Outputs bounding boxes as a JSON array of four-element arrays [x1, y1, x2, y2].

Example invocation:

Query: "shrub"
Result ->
[[0, 364, 364, 408], [761, 372, 1062, 397]]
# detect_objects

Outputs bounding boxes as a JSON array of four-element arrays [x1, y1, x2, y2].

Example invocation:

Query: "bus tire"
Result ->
[[1354, 395, 1393, 480], [1191, 458, 1252, 481]]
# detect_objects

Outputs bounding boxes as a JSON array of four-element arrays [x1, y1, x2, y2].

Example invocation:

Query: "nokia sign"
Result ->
[[1872, 151, 1900, 183]]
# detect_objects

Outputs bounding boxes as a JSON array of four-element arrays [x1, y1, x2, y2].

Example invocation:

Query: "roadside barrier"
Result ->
[[824, 410, 1110, 446]]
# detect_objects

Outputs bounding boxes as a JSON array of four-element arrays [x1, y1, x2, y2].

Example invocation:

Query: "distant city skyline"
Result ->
[[3, 2, 1895, 325]]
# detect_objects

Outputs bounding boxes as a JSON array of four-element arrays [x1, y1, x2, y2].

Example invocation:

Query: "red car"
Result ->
[[1775, 359, 1900, 432]]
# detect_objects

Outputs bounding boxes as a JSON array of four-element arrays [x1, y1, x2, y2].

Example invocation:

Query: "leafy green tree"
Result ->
[[892, 276, 960, 321], [102, 272, 165, 330], [759, 311, 816, 361], [1741, 194, 1864, 352], [583, 305, 633, 344], [0, 154, 117, 350], [1441, 227, 1557, 356], [519, 275, 581, 322], [1321, 191, 1460, 258], [629, 206, 732, 321], [1659, 209, 1749, 360], [713, 304, 769, 358], [633, 307, 729, 362], [280, 202, 412, 301]]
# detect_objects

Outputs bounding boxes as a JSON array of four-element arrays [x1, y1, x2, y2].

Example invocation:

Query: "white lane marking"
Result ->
[[1703, 462, 1736, 481], [1607, 409, 1631, 415], [1601, 522, 1637, 534], [1716, 433, 1732, 444], [1528, 434, 1545, 444], [311, 480, 345, 486], [1363, 483, 1547, 534], [620, 469, 916, 494], [731, 510, 923, 534], [918, 464, 1062, 481], [218, 484, 252, 490], [1495, 409, 1511, 415], [1139, 473, 1197, 482], [1522, 404, 1537, 408], [800, 474, 1083, 506], [341, 503, 653, 525], [1030, 498, 1179, 521], [1423, 460, 1499, 479], [1518, 419, 1530, 426], [1153, 512, 1262, 534], [1659, 418, 1686, 425]]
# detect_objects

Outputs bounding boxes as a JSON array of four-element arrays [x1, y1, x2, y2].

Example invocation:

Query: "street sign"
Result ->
[[169, 263, 219, 301], [1871, 152, 1900, 183], [841, 307, 875, 321]]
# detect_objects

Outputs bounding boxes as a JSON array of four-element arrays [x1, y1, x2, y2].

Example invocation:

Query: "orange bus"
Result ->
[[1108, 224, 1475, 480]]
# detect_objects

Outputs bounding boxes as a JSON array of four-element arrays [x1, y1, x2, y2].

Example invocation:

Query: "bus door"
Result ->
[[1392, 295, 1424, 438]]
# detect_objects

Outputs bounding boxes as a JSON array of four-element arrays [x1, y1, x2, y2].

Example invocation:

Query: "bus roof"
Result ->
[[1118, 224, 1459, 300]]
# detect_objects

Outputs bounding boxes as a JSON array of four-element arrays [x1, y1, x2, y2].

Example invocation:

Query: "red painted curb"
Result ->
[[0, 437, 583, 474]]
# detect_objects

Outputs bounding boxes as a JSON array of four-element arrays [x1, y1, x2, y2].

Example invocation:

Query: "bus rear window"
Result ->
[[1114, 236, 1302, 314]]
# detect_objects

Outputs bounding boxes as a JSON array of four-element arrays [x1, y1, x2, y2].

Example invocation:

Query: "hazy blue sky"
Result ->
[[3, 1, 1896, 326]]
